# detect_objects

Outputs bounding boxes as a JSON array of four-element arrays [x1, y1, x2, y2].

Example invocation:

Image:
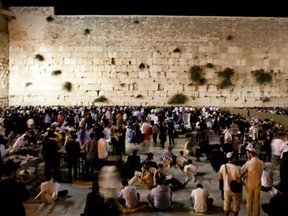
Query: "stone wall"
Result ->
[[5, 7, 288, 107], [0, 2, 9, 107]]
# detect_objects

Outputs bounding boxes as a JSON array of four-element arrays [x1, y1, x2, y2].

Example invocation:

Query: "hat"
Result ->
[[2, 160, 20, 175], [142, 164, 149, 169], [91, 181, 100, 192], [246, 146, 256, 153], [226, 151, 234, 159], [146, 152, 154, 159]]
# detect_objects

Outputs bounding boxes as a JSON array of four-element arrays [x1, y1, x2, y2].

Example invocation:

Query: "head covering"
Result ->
[[246, 146, 256, 153], [92, 181, 100, 192], [2, 160, 20, 176], [146, 152, 154, 159], [142, 164, 149, 169], [226, 151, 234, 159]]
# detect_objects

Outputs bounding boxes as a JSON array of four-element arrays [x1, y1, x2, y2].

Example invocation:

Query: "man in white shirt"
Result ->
[[147, 172, 172, 211], [118, 179, 139, 209], [191, 183, 213, 213], [183, 159, 198, 182], [37, 175, 68, 210]]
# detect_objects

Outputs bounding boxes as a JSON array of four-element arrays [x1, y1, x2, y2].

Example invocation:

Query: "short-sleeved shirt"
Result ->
[[150, 184, 171, 210]]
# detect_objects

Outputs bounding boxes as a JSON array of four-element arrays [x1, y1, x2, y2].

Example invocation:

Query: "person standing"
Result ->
[[190, 183, 214, 214], [218, 151, 242, 216], [65, 133, 81, 182], [241, 146, 265, 216], [41, 130, 61, 181], [97, 132, 110, 172], [159, 119, 168, 149], [0, 160, 30, 216], [84, 133, 98, 180]]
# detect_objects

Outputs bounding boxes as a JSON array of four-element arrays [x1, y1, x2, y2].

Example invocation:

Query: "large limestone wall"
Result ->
[[0, 2, 9, 107], [6, 7, 288, 107]]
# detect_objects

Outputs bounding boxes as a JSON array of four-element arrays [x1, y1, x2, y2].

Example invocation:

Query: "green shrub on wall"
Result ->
[[25, 82, 32, 87], [63, 81, 72, 92], [52, 70, 62, 76], [262, 97, 271, 102], [167, 93, 188, 104], [94, 96, 108, 102], [189, 65, 201, 82], [218, 67, 234, 89], [252, 69, 272, 84], [136, 94, 143, 98], [35, 54, 44, 61]]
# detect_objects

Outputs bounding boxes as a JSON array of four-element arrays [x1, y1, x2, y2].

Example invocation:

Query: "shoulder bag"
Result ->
[[225, 164, 242, 193]]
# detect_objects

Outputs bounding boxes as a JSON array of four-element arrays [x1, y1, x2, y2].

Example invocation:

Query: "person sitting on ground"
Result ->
[[184, 137, 197, 156], [159, 146, 177, 168], [261, 181, 288, 216], [155, 163, 190, 190], [176, 150, 188, 171], [81, 181, 107, 216], [261, 166, 273, 192], [190, 183, 214, 214], [37, 175, 68, 210], [118, 178, 140, 209], [183, 159, 198, 183], [0, 159, 30, 216], [128, 164, 154, 189], [147, 172, 172, 211], [139, 152, 157, 170]]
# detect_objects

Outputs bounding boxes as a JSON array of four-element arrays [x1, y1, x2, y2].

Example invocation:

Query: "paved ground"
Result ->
[[24, 134, 276, 216]]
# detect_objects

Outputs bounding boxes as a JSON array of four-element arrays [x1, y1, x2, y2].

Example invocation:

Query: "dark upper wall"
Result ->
[[3, 0, 287, 17]]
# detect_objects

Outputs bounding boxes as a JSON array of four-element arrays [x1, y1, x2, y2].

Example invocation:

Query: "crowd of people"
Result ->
[[0, 105, 288, 215]]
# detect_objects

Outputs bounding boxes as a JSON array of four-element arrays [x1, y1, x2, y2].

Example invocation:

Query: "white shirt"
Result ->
[[0, 144, 7, 158], [261, 170, 272, 188], [271, 138, 286, 156], [97, 138, 109, 159], [119, 185, 139, 208], [184, 163, 198, 177], [191, 187, 210, 213]]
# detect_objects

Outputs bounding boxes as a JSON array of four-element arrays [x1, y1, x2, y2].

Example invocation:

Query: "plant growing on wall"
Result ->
[[252, 69, 272, 84], [35, 54, 44, 61], [226, 35, 233, 40], [167, 93, 188, 104], [173, 48, 181, 53], [218, 67, 234, 89], [52, 70, 62, 76], [46, 16, 54, 22], [206, 63, 214, 68], [84, 28, 91, 35], [136, 94, 143, 98], [189, 65, 206, 85], [63, 81, 72, 92], [25, 82, 32, 87], [94, 96, 108, 102], [262, 97, 270, 102], [139, 63, 145, 69]]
